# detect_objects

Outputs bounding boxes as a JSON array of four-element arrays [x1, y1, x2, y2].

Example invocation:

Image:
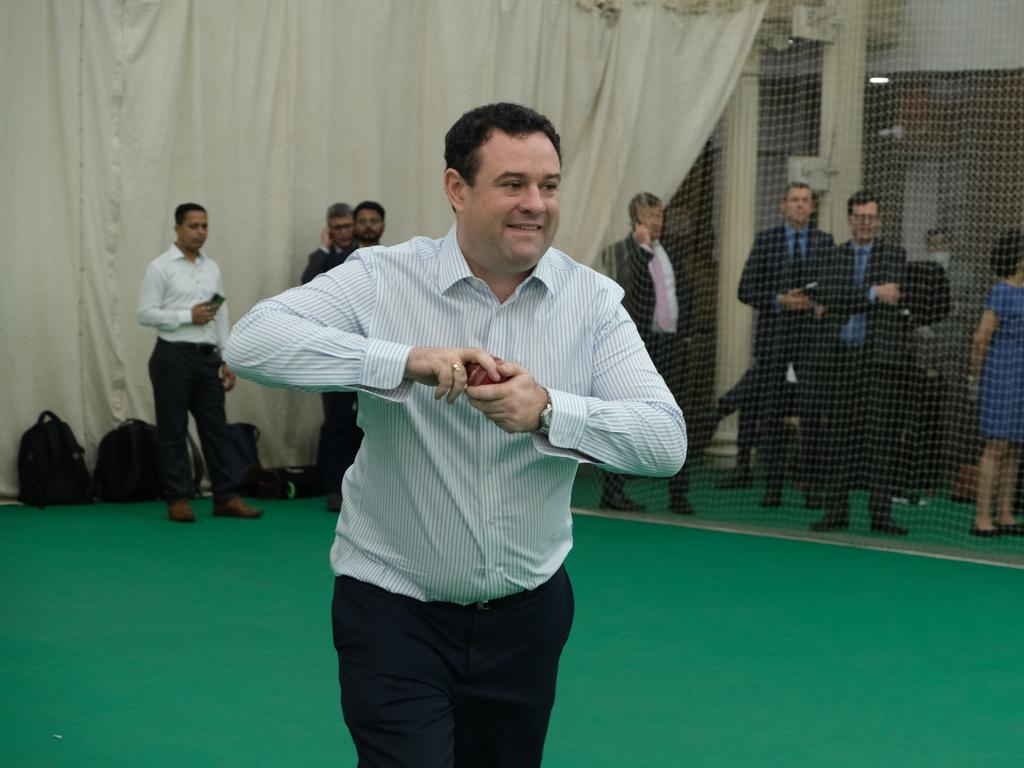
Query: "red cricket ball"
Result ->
[[465, 360, 505, 386]]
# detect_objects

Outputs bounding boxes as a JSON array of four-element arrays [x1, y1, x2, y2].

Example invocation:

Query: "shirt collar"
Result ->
[[436, 223, 558, 298], [853, 239, 875, 254], [784, 223, 808, 239], [170, 243, 205, 262]]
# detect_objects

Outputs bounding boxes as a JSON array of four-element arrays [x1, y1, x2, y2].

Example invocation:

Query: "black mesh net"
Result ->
[[576, 1, 1024, 566]]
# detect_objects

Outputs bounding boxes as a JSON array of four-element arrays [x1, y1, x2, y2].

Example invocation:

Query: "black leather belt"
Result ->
[[158, 338, 219, 355]]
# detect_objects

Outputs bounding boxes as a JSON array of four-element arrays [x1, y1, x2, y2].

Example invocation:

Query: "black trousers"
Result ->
[[318, 391, 363, 494], [332, 567, 574, 768], [759, 363, 824, 495], [819, 346, 901, 515], [148, 339, 238, 502]]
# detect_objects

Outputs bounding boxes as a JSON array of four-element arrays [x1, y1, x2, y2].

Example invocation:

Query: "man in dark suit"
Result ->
[[599, 192, 693, 515], [300, 202, 362, 512], [737, 182, 835, 507], [810, 190, 910, 535]]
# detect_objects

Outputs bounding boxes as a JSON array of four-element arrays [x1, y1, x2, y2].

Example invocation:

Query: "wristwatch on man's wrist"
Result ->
[[537, 389, 552, 435]]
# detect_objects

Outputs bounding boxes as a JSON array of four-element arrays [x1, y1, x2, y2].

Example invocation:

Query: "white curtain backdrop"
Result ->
[[0, 0, 766, 497]]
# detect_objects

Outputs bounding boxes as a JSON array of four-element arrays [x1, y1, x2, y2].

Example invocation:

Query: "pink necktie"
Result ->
[[647, 252, 674, 332]]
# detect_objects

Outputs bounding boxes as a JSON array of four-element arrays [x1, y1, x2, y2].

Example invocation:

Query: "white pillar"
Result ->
[[706, 48, 761, 466], [816, 0, 868, 240]]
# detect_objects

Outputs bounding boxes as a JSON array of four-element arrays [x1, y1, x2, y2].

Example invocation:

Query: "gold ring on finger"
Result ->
[[451, 362, 463, 372]]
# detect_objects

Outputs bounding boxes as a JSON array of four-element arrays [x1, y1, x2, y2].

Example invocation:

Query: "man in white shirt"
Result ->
[[225, 104, 685, 767], [138, 203, 261, 523]]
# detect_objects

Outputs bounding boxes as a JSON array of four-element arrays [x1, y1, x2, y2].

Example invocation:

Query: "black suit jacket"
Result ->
[[817, 240, 911, 368], [300, 245, 356, 285], [611, 235, 692, 391], [738, 225, 835, 368]]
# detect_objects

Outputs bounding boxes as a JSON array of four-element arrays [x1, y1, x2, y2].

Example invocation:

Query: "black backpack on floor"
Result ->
[[93, 419, 164, 502], [17, 411, 94, 507], [93, 419, 206, 502]]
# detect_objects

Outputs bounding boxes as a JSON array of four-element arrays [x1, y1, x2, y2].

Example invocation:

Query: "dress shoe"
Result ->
[[213, 497, 263, 519], [995, 522, 1024, 536], [870, 515, 908, 536], [715, 469, 753, 490], [760, 490, 783, 508], [599, 492, 645, 513], [810, 512, 849, 532], [167, 498, 195, 523], [670, 498, 695, 516], [970, 525, 1001, 538], [326, 493, 342, 512]]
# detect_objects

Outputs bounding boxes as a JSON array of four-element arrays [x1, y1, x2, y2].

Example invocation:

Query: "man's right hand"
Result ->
[[633, 222, 653, 248], [191, 302, 217, 325], [320, 225, 331, 251], [405, 347, 501, 404]]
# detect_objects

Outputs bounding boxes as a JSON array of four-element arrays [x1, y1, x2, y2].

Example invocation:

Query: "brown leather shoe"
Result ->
[[168, 499, 196, 523], [212, 497, 263, 519]]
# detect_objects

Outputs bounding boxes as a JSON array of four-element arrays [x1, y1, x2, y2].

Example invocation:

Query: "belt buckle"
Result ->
[[475, 600, 492, 611]]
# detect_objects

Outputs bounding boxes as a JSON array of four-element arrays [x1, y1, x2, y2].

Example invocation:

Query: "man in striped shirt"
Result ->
[[226, 102, 685, 768]]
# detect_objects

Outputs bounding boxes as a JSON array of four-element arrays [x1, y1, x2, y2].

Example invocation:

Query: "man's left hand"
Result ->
[[221, 363, 237, 392], [465, 361, 548, 433]]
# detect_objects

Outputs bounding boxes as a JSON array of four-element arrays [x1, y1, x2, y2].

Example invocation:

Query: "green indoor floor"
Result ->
[[3, 486, 1024, 767]]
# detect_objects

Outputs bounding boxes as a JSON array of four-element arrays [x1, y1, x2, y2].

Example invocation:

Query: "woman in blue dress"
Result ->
[[970, 230, 1024, 536]]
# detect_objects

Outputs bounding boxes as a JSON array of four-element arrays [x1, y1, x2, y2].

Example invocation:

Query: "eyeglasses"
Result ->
[[356, 217, 383, 226]]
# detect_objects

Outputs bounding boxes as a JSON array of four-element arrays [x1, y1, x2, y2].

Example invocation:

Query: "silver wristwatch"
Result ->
[[537, 390, 552, 435]]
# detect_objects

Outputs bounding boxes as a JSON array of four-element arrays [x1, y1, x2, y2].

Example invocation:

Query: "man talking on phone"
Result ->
[[137, 202, 262, 523]]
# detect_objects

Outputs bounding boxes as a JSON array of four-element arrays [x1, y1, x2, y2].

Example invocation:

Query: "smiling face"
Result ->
[[444, 130, 561, 290], [174, 210, 208, 257]]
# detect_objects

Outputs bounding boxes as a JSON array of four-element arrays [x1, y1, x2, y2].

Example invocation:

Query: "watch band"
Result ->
[[537, 388, 552, 435]]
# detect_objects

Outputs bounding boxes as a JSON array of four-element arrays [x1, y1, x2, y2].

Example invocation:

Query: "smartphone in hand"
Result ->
[[208, 293, 226, 308]]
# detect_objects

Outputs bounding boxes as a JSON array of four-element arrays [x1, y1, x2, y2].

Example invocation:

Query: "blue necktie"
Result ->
[[841, 247, 869, 345]]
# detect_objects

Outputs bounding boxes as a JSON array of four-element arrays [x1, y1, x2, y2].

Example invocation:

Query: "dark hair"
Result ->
[[990, 230, 1024, 278], [326, 202, 352, 220], [784, 181, 812, 197], [175, 202, 206, 224], [353, 201, 386, 221], [444, 102, 561, 185], [628, 192, 662, 224], [846, 190, 879, 215]]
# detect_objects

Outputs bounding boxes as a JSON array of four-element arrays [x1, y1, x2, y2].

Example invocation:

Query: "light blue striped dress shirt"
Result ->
[[225, 225, 686, 604]]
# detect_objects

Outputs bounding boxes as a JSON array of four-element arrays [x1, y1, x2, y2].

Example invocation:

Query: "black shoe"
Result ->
[[670, 498, 695, 516], [810, 513, 849, 532], [326, 493, 342, 512], [995, 522, 1024, 536], [870, 515, 908, 536], [600, 492, 645, 513], [715, 469, 753, 490], [970, 525, 1001, 538], [804, 492, 823, 510], [760, 490, 783, 508]]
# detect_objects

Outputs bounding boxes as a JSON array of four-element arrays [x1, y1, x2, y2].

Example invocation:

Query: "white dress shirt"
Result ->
[[137, 244, 229, 349], [225, 225, 686, 604]]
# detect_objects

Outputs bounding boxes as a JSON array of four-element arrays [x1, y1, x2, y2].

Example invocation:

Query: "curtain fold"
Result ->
[[0, 0, 766, 496]]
